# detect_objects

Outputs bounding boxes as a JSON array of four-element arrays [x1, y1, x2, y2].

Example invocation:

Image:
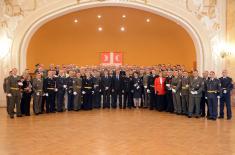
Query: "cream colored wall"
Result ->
[[27, 7, 196, 70], [226, 0, 235, 79]]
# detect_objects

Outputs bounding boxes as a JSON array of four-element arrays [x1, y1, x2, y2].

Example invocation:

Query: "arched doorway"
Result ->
[[10, 1, 211, 74], [26, 6, 196, 70]]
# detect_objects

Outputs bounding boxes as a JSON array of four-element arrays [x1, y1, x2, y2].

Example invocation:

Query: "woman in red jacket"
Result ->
[[154, 72, 166, 111]]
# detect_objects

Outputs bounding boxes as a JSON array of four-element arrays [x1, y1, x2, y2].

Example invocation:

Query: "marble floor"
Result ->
[[0, 108, 234, 155]]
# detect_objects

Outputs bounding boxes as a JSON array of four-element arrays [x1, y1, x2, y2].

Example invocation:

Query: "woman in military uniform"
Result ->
[[21, 75, 33, 116]]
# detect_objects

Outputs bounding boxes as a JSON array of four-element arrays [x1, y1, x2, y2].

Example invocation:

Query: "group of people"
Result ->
[[3, 63, 233, 121]]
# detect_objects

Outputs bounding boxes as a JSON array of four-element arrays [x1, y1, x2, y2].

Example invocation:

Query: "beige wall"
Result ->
[[226, 0, 235, 78], [27, 7, 196, 70]]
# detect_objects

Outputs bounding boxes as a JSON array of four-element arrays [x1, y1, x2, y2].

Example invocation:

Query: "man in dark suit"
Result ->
[[111, 70, 123, 109], [101, 70, 112, 108], [148, 70, 158, 110]]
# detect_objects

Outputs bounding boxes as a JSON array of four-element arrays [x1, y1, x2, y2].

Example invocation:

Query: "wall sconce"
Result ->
[[0, 33, 11, 59], [218, 42, 234, 59], [220, 47, 231, 58]]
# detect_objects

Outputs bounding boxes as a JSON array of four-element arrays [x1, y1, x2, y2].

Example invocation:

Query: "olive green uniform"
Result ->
[[32, 78, 43, 114], [6, 75, 22, 117], [188, 77, 204, 117], [3, 76, 10, 114], [181, 77, 190, 115], [73, 77, 82, 110], [171, 77, 182, 114]]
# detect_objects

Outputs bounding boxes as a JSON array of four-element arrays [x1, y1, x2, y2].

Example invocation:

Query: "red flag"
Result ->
[[101, 52, 123, 65], [101, 52, 111, 64], [113, 52, 122, 65]]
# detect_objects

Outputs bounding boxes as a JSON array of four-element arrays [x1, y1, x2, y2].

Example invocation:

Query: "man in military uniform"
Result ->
[[66, 70, 75, 111], [200, 71, 209, 117], [142, 69, 150, 108], [165, 70, 174, 113], [205, 71, 221, 120], [122, 72, 132, 109], [5, 68, 23, 118], [188, 70, 204, 118], [56, 70, 67, 112], [171, 71, 182, 114], [32, 72, 43, 115], [43, 70, 57, 113], [219, 70, 233, 120], [101, 70, 112, 109], [3, 71, 12, 114], [111, 70, 122, 109], [82, 72, 94, 110], [181, 71, 190, 115], [73, 72, 82, 111], [92, 70, 101, 109], [148, 70, 158, 110]]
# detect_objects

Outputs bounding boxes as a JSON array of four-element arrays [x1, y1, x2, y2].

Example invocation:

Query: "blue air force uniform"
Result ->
[[122, 76, 132, 108], [66, 76, 74, 111], [205, 78, 221, 120], [219, 77, 233, 119], [56, 76, 67, 112], [148, 74, 158, 110], [43, 77, 56, 113], [82, 77, 94, 110], [92, 76, 101, 108]]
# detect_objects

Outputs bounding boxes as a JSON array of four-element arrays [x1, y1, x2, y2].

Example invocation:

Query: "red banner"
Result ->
[[101, 52, 122, 65]]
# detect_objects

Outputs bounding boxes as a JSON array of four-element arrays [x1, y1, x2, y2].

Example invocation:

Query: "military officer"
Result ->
[[82, 72, 94, 110], [188, 70, 204, 118], [122, 72, 132, 109], [92, 71, 101, 108], [181, 71, 190, 115], [142, 70, 150, 108], [165, 70, 174, 113], [148, 70, 158, 110], [3, 71, 12, 114], [101, 70, 112, 109], [205, 71, 221, 120], [32, 72, 43, 115], [5, 68, 23, 118], [200, 71, 209, 117], [73, 72, 82, 111], [171, 71, 182, 114], [219, 70, 233, 120], [66, 70, 75, 111], [43, 70, 57, 113], [21, 74, 32, 116], [56, 70, 67, 112]]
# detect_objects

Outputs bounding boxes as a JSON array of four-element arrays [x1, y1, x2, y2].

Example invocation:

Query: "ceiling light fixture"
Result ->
[[146, 18, 150, 23], [97, 15, 102, 19], [122, 14, 126, 18], [120, 26, 125, 32], [98, 27, 103, 31], [74, 19, 78, 23]]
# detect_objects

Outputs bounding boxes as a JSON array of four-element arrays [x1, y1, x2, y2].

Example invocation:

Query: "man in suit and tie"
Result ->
[[101, 70, 112, 109], [111, 70, 123, 109]]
